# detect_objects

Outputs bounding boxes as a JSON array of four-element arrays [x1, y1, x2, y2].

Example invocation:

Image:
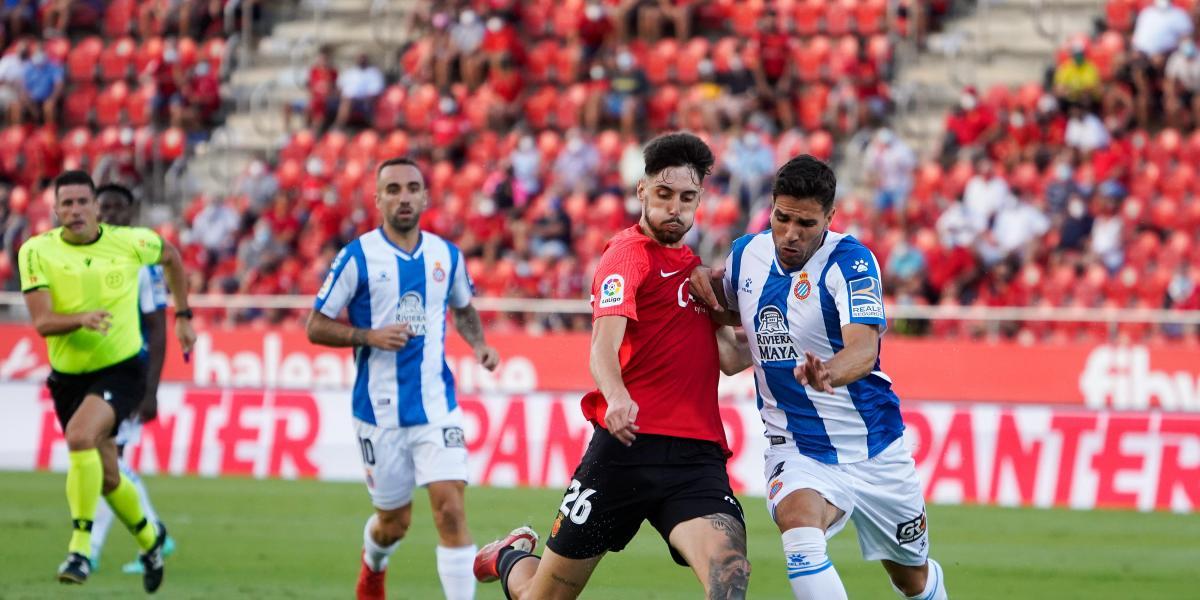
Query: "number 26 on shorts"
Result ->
[[558, 479, 597, 525]]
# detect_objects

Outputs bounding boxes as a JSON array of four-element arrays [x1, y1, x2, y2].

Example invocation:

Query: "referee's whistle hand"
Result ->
[[80, 311, 112, 335], [175, 318, 197, 354]]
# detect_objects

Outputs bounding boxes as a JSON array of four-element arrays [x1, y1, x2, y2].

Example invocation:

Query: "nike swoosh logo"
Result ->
[[660, 270, 681, 277]]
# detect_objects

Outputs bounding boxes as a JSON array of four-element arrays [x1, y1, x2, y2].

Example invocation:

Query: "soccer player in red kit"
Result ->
[[474, 133, 752, 599]]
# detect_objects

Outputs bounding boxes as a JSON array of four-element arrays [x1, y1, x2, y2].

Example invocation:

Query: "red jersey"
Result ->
[[581, 225, 727, 451]]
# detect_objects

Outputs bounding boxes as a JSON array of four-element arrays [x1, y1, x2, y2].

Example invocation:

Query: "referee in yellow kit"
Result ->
[[17, 171, 196, 593]]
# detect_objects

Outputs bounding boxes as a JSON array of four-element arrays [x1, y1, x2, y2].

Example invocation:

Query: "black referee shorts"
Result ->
[[545, 426, 744, 567], [46, 354, 146, 437]]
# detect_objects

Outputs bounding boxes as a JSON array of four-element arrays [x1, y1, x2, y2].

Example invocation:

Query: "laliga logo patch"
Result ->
[[769, 479, 784, 499], [598, 274, 625, 308], [793, 272, 811, 300], [432, 261, 446, 282]]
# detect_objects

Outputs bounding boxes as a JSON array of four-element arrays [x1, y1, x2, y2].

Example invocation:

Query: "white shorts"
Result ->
[[353, 409, 469, 510], [114, 418, 142, 447], [763, 437, 929, 566]]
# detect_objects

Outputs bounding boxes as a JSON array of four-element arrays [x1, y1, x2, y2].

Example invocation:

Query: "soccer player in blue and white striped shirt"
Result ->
[[695, 155, 948, 600], [307, 157, 499, 600]]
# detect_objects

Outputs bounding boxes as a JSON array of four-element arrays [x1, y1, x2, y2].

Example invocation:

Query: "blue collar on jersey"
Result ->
[[377, 227, 423, 259], [773, 230, 829, 275]]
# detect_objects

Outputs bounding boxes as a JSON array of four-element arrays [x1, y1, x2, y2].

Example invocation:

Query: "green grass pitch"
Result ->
[[1, 470, 1196, 599]]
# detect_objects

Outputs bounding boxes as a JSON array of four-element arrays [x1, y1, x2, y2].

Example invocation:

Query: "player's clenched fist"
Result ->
[[79, 310, 113, 335], [475, 345, 500, 371], [604, 392, 640, 446], [368, 323, 412, 350]]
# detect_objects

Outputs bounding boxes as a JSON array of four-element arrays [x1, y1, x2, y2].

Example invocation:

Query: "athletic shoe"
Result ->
[[123, 534, 175, 574], [138, 522, 168, 593], [57, 552, 91, 584], [355, 551, 386, 600], [473, 526, 539, 583]]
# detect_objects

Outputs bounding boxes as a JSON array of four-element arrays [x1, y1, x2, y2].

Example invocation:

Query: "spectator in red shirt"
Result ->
[[576, 2, 615, 61], [481, 14, 521, 71], [487, 53, 525, 129], [284, 45, 338, 131], [941, 87, 1000, 162], [185, 60, 221, 130], [750, 11, 795, 129], [430, 96, 471, 162], [141, 41, 187, 127]]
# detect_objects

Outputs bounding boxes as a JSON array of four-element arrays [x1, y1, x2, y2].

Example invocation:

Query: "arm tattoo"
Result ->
[[704, 513, 750, 600], [549, 573, 583, 589], [452, 305, 485, 347], [350, 328, 368, 346]]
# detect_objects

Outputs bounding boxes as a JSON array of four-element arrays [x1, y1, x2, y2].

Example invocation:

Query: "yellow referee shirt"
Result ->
[[18, 224, 163, 374]]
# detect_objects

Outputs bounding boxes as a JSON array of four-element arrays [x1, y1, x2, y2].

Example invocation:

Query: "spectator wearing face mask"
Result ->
[[749, 11, 795, 129], [1131, 0, 1194, 126], [723, 127, 775, 209], [585, 48, 646, 136], [0, 38, 30, 124], [941, 86, 1000, 162], [335, 53, 384, 128], [1053, 40, 1101, 109], [1164, 38, 1200, 129], [186, 60, 221, 130], [577, 2, 615, 61], [1064, 104, 1110, 156], [863, 128, 916, 216], [20, 46, 63, 125], [450, 9, 486, 87], [141, 40, 187, 126]]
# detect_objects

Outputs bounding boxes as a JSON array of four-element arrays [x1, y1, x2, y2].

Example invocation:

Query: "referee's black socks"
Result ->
[[498, 547, 537, 600]]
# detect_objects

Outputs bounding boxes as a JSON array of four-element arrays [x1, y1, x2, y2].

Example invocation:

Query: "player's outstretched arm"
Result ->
[[689, 265, 740, 326], [591, 315, 639, 445], [795, 324, 881, 392], [158, 240, 196, 354], [450, 303, 499, 371], [23, 289, 111, 337], [715, 326, 753, 375], [305, 310, 411, 350]]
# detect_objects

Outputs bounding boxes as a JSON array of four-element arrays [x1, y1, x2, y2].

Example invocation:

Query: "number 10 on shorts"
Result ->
[[559, 479, 596, 525]]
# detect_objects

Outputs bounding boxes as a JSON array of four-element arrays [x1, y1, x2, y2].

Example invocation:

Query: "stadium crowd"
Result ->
[[2, 0, 1198, 343]]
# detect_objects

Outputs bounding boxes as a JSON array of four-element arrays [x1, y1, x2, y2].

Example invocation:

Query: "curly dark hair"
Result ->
[[773, 154, 836, 213], [643, 132, 715, 184]]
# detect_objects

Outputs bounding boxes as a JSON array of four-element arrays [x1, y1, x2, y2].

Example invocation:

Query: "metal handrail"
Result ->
[[1031, 0, 1064, 44], [1, 292, 1199, 325]]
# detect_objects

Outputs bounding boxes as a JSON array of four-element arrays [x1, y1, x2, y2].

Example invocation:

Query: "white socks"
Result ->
[[782, 527, 848, 600], [436, 544, 478, 600], [362, 514, 400, 572], [893, 558, 948, 600], [90, 459, 158, 560]]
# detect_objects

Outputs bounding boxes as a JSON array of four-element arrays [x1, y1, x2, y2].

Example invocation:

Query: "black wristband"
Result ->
[[175, 309, 194, 320]]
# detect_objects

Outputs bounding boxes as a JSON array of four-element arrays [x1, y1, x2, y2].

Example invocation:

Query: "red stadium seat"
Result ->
[[524, 86, 557, 130], [537, 129, 563, 162], [795, 36, 830, 82], [126, 84, 154, 127], [793, 0, 823, 36], [428, 160, 455, 197], [1161, 164, 1196, 200], [808, 130, 834, 161], [1149, 128, 1182, 167], [373, 85, 406, 131], [824, 0, 854, 36], [854, 0, 887, 35], [829, 36, 860, 81], [346, 130, 381, 165], [797, 84, 830, 130], [201, 38, 226, 74], [466, 131, 499, 166], [177, 37, 198, 70], [313, 130, 349, 169], [157, 127, 186, 162], [984, 84, 1013, 111], [595, 129, 623, 163], [275, 158, 304, 190], [1090, 31, 1125, 78], [67, 36, 103, 83], [556, 84, 588, 130], [135, 37, 164, 73], [380, 130, 410, 160], [712, 37, 739, 73], [100, 37, 136, 82], [526, 39, 558, 82], [104, 0, 135, 37], [866, 34, 891, 65], [44, 38, 70, 65], [676, 40, 709, 85], [645, 40, 677, 86], [647, 86, 681, 130], [730, 1, 763, 37], [1016, 83, 1044, 113], [335, 159, 368, 201], [61, 127, 91, 165], [95, 82, 130, 128], [280, 129, 316, 163], [1106, 0, 1137, 32], [60, 84, 95, 128], [404, 84, 439, 132]]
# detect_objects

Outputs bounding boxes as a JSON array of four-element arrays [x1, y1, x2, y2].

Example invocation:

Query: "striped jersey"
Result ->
[[315, 228, 473, 428], [722, 229, 904, 464], [137, 264, 167, 353]]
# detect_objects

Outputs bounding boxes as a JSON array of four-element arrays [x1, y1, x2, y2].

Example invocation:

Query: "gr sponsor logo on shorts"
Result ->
[[443, 427, 465, 448], [895, 510, 927, 545]]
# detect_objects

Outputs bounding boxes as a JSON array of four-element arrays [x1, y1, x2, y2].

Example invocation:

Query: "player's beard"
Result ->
[[644, 215, 688, 245], [387, 211, 420, 234]]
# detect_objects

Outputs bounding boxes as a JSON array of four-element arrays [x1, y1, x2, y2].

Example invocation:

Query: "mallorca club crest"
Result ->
[[550, 513, 564, 538], [793, 272, 811, 300], [432, 261, 446, 282]]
